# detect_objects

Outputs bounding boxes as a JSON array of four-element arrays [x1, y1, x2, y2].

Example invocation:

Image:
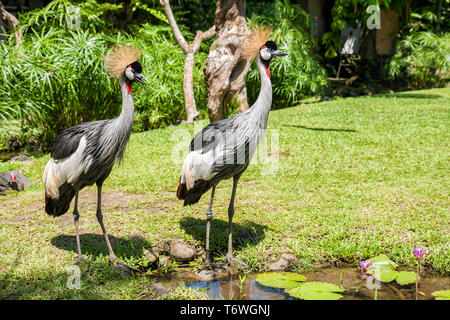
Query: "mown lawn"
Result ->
[[0, 88, 449, 299]]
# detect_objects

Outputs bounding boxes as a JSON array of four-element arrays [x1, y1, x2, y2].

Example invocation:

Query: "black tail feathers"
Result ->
[[178, 179, 212, 206], [45, 183, 76, 217]]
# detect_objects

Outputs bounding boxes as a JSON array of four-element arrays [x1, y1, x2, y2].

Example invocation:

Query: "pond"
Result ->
[[183, 267, 450, 300]]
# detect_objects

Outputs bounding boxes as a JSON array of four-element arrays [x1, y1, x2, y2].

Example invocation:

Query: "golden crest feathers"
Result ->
[[104, 45, 142, 78], [242, 26, 271, 60]]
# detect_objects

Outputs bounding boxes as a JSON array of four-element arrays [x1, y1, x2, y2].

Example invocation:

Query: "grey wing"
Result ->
[[189, 119, 229, 153], [51, 121, 96, 160]]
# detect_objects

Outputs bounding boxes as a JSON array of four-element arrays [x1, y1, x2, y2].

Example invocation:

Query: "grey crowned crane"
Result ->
[[176, 28, 287, 269], [43, 45, 148, 270]]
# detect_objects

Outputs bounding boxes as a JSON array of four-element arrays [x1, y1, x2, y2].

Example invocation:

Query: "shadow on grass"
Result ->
[[283, 125, 357, 132], [51, 233, 150, 259], [370, 92, 443, 99], [180, 217, 267, 256]]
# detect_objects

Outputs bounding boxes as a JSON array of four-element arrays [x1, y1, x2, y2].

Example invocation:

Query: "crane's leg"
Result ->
[[95, 181, 136, 272], [225, 175, 249, 268], [72, 190, 84, 265], [199, 186, 225, 271]]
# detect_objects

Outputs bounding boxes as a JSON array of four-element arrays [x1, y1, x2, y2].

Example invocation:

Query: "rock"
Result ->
[[148, 283, 172, 297], [143, 248, 158, 268], [9, 155, 33, 163], [158, 255, 171, 268], [152, 240, 170, 255], [269, 253, 299, 271], [169, 238, 196, 262], [0, 170, 31, 194], [193, 265, 240, 282]]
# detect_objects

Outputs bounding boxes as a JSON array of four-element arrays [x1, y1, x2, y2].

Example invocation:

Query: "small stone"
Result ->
[[269, 258, 289, 271], [268, 253, 299, 271], [281, 253, 299, 265], [148, 283, 171, 297], [9, 155, 33, 163], [143, 248, 158, 267], [158, 255, 171, 268], [169, 238, 196, 262], [152, 240, 170, 255]]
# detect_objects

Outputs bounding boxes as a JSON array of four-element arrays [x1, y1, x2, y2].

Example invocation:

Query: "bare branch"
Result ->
[[192, 25, 216, 53], [0, 1, 22, 45], [160, 0, 189, 53]]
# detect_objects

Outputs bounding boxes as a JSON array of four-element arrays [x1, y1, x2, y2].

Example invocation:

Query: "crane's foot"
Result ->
[[224, 254, 249, 269], [198, 260, 227, 272], [109, 256, 137, 273]]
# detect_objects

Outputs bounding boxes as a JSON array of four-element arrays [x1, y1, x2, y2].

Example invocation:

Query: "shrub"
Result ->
[[388, 31, 450, 89], [0, 1, 208, 148], [246, 0, 328, 108]]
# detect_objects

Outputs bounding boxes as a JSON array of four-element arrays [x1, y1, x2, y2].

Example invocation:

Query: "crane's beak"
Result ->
[[135, 73, 149, 86], [273, 50, 288, 57]]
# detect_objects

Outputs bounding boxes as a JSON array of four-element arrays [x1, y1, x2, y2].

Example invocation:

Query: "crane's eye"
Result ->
[[125, 66, 134, 80], [260, 47, 271, 60]]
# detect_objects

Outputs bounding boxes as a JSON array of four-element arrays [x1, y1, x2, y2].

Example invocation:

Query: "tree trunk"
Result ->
[[0, 1, 22, 45], [204, 0, 250, 122], [161, 0, 215, 123], [436, 0, 442, 30]]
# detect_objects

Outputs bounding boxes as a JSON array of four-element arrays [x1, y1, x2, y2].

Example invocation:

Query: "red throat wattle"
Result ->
[[126, 80, 132, 94], [265, 63, 271, 79]]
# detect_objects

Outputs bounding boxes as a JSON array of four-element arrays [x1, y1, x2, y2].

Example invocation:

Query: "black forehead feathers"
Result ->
[[129, 61, 143, 73], [264, 41, 277, 50]]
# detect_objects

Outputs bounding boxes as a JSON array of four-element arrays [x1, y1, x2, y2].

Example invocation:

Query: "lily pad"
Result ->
[[371, 269, 398, 282], [368, 254, 398, 270], [431, 290, 450, 300], [395, 271, 416, 285], [286, 282, 344, 300], [254, 272, 307, 289]]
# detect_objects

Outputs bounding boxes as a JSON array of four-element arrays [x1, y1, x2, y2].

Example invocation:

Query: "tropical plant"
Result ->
[[246, 0, 328, 107], [0, 0, 209, 148], [387, 31, 450, 89]]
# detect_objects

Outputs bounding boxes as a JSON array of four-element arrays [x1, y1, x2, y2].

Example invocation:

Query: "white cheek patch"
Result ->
[[260, 47, 271, 60], [125, 67, 134, 80]]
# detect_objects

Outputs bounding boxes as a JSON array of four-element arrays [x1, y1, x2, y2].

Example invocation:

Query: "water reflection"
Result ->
[[184, 268, 450, 300]]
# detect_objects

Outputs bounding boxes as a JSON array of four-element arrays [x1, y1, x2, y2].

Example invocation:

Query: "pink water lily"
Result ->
[[413, 247, 424, 259], [359, 260, 373, 270]]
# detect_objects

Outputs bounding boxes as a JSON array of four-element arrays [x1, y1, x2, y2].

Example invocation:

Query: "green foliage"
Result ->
[[255, 272, 306, 288], [0, 0, 208, 148], [246, 0, 328, 107], [388, 31, 450, 89], [0, 27, 120, 148]]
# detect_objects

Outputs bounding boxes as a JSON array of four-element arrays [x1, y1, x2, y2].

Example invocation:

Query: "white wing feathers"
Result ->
[[180, 148, 218, 191], [43, 136, 92, 199]]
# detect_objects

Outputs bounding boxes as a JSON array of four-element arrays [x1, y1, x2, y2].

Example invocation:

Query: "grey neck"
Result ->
[[118, 74, 135, 129], [251, 55, 273, 129]]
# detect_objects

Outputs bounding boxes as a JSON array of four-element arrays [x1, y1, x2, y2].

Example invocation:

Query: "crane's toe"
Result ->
[[225, 255, 249, 269], [198, 260, 227, 272]]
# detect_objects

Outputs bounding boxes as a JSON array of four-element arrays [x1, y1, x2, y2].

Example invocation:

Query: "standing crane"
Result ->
[[43, 45, 148, 270], [176, 28, 287, 269]]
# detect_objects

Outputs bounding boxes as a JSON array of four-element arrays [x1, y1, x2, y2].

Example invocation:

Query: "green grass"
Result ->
[[0, 88, 449, 299]]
